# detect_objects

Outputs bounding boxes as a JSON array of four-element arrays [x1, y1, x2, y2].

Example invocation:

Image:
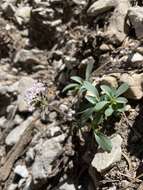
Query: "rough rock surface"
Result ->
[[17, 77, 35, 112], [128, 6, 143, 39], [87, 0, 116, 16], [107, 0, 131, 43], [120, 73, 143, 100], [32, 136, 64, 186], [5, 116, 33, 146], [91, 135, 122, 172]]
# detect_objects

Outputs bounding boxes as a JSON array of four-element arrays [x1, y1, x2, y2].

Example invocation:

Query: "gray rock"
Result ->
[[14, 114, 23, 125], [14, 165, 29, 178], [131, 53, 143, 63], [72, 0, 86, 6], [49, 126, 62, 137], [107, 0, 130, 43], [128, 6, 143, 39], [14, 49, 42, 69], [7, 184, 18, 190], [5, 116, 33, 146], [91, 134, 122, 172], [59, 182, 76, 190], [1, 3, 16, 17], [0, 85, 12, 116], [15, 6, 31, 25], [17, 77, 35, 112], [48, 111, 57, 122], [0, 116, 7, 129], [87, 0, 116, 16], [108, 186, 117, 190], [100, 75, 118, 88], [26, 148, 35, 165], [32, 137, 64, 186], [18, 176, 32, 190], [120, 73, 143, 100]]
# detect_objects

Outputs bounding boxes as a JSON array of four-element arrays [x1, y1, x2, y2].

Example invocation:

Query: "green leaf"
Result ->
[[80, 107, 94, 123], [63, 83, 79, 92], [116, 97, 128, 104], [85, 62, 94, 81], [95, 101, 109, 111], [71, 76, 83, 84], [115, 83, 129, 97], [100, 85, 113, 97], [83, 81, 99, 99], [85, 96, 97, 104], [105, 107, 114, 117], [93, 113, 104, 126], [94, 132, 112, 152], [117, 107, 126, 112]]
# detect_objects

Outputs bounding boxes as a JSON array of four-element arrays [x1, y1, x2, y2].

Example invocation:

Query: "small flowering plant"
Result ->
[[24, 82, 48, 112], [64, 63, 129, 152]]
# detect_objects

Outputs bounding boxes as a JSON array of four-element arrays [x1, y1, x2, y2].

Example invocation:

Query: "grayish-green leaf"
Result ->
[[115, 83, 129, 97], [100, 85, 113, 97], [83, 81, 99, 99], [105, 107, 114, 117], [85, 96, 97, 104], [116, 97, 128, 104], [80, 107, 94, 123], [85, 62, 94, 81], [71, 76, 83, 84], [117, 107, 126, 112], [63, 83, 79, 92], [95, 101, 109, 111], [95, 132, 112, 152]]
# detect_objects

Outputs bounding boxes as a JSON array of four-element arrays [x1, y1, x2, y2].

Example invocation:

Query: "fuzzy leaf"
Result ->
[[117, 107, 126, 112], [63, 83, 79, 92], [95, 101, 109, 111], [95, 132, 112, 152], [100, 85, 113, 97], [115, 83, 129, 97], [85, 96, 97, 104], [71, 76, 83, 84], [80, 107, 94, 123], [85, 62, 94, 81], [116, 97, 128, 104], [83, 81, 99, 99], [105, 107, 114, 117]]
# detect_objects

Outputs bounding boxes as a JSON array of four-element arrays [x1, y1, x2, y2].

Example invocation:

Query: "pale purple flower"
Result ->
[[24, 82, 47, 111]]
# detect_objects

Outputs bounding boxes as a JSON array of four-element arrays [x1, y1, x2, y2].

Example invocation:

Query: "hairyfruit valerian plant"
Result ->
[[63, 63, 129, 152], [24, 81, 48, 112]]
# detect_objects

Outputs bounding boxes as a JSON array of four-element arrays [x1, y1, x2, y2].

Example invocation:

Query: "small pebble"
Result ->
[[14, 165, 29, 178]]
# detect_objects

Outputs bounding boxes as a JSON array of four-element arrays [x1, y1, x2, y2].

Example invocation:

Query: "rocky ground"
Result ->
[[1, 0, 143, 189]]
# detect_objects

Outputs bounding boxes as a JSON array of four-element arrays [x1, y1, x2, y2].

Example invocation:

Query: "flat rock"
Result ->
[[128, 6, 143, 39], [17, 77, 35, 112], [131, 52, 143, 63], [91, 134, 122, 172], [59, 182, 76, 190], [101, 75, 118, 88], [87, 0, 116, 16], [5, 116, 33, 146], [120, 73, 143, 100], [32, 136, 65, 186], [107, 0, 130, 43]]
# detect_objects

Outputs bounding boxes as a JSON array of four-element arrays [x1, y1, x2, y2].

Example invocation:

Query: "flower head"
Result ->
[[24, 82, 48, 111]]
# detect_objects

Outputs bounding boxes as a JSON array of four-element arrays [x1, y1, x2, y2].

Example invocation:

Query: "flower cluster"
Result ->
[[24, 82, 48, 111]]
